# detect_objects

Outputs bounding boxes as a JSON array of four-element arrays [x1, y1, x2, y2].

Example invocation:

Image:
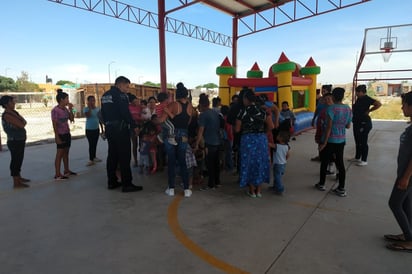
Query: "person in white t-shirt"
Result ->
[[270, 130, 290, 195]]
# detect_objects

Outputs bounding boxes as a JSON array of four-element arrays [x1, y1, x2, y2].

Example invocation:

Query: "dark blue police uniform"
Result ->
[[101, 86, 142, 192]]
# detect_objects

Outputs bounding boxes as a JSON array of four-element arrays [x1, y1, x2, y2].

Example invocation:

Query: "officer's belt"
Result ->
[[105, 120, 121, 126], [105, 120, 129, 130]]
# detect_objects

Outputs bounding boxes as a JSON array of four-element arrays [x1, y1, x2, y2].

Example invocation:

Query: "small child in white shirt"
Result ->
[[270, 131, 290, 195]]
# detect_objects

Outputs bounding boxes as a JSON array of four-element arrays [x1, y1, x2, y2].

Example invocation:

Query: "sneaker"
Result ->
[[246, 191, 256, 198], [86, 160, 95, 166], [165, 188, 175, 196], [357, 161, 368, 166], [310, 156, 320, 162], [54, 175, 69, 180], [348, 158, 361, 163], [200, 186, 215, 191], [326, 170, 336, 176], [331, 187, 347, 197], [167, 137, 178, 146], [184, 189, 192, 198], [93, 157, 102, 162], [256, 192, 262, 198], [314, 183, 326, 191], [157, 134, 164, 143]]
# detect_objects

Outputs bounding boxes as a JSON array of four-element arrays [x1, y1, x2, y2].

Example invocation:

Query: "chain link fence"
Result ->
[[0, 84, 176, 149], [0, 92, 86, 149]]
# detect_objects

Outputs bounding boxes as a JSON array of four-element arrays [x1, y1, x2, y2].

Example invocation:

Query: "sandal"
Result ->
[[54, 175, 69, 180], [386, 242, 412, 253], [64, 171, 77, 176], [384, 234, 405, 242], [14, 183, 29, 188]]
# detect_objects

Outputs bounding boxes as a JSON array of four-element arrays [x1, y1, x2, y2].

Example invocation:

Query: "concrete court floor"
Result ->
[[0, 120, 411, 274]]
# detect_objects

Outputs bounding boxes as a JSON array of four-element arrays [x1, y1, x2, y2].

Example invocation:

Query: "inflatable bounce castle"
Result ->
[[216, 52, 321, 134]]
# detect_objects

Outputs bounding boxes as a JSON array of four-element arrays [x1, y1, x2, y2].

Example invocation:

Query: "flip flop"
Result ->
[[386, 243, 412, 253], [384, 234, 405, 242]]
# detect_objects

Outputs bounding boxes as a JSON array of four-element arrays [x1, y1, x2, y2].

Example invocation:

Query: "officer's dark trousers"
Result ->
[[106, 126, 133, 186]]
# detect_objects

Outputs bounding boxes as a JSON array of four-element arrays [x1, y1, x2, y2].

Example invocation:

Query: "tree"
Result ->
[[0, 76, 18, 92], [202, 83, 218, 89], [56, 80, 75, 86], [143, 81, 160, 87], [16, 71, 40, 92]]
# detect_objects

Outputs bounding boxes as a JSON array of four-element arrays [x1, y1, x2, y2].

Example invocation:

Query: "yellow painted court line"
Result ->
[[168, 195, 249, 274]]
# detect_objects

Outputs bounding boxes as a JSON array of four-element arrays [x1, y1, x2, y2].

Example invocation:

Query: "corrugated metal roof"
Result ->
[[200, 0, 294, 17]]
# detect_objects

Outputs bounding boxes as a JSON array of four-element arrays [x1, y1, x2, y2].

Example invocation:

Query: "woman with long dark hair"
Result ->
[[0, 95, 30, 188], [51, 89, 76, 180], [350, 84, 381, 166], [235, 88, 273, 198], [157, 82, 193, 198]]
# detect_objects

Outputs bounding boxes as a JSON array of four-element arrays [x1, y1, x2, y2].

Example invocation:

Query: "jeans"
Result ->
[[205, 144, 221, 188], [389, 183, 412, 241], [86, 129, 99, 161], [164, 128, 189, 190], [320, 142, 346, 189], [273, 164, 286, 192]]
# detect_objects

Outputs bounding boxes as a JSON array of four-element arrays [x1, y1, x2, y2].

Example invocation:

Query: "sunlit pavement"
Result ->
[[0, 120, 411, 274]]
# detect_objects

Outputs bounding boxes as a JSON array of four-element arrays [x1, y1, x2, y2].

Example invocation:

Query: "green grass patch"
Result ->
[[370, 97, 407, 121]]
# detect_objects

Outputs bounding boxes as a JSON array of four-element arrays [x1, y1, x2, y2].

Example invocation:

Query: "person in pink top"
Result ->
[[156, 92, 177, 145], [51, 89, 76, 180]]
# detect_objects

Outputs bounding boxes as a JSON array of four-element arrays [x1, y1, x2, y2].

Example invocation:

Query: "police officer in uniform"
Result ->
[[101, 76, 143, 192]]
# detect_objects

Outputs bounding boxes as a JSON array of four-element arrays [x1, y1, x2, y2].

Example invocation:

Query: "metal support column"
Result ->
[[158, 0, 167, 92]]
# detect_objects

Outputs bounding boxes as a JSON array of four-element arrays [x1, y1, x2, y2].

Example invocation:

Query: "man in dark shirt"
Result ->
[[195, 94, 222, 190], [101, 76, 143, 192]]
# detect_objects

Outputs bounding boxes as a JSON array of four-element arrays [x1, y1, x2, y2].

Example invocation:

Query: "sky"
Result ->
[[1, 0, 411, 89]]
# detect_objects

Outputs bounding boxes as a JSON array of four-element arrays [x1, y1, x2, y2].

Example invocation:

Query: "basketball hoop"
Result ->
[[381, 41, 393, 62], [380, 28, 396, 63], [382, 47, 392, 62]]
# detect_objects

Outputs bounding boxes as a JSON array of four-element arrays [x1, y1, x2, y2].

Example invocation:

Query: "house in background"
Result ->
[[368, 81, 411, 96]]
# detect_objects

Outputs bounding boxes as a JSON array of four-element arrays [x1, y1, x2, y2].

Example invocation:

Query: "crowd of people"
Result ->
[[1, 78, 412, 252]]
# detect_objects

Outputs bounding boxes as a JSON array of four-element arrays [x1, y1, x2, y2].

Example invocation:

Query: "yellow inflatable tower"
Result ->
[[300, 57, 321, 112], [272, 52, 295, 108], [216, 57, 235, 106]]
